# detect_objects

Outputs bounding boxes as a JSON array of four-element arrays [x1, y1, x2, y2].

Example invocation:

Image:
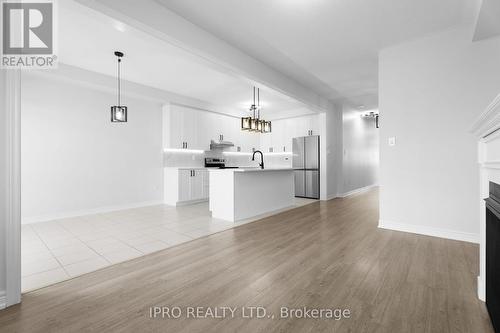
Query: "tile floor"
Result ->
[[22, 198, 315, 292]]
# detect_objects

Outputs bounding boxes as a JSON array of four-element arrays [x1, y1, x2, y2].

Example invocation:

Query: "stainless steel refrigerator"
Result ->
[[293, 135, 320, 199]]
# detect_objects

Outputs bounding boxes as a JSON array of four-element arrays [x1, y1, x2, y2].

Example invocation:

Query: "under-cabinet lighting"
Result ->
[[223, 152, 293, 156], [164, 149, 205, 154], [222, 152, 253, 156], [264, 152, 293, 156]]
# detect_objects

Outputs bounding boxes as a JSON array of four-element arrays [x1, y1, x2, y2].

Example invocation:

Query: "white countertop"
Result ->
[[166, 167, 294, 172], [165, 167, 208, 170], [208, 168, 293, 173]]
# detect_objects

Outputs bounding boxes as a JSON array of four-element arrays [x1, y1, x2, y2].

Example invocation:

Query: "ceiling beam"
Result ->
[[473, 0, 500, 42], [75, 0, 335, 113]]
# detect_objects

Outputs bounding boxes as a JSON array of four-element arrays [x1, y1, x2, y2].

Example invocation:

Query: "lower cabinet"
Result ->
[[164, 168, 209, 206]]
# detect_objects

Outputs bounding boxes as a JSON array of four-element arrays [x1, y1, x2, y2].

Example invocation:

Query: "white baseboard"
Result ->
[[172, 198, 209, 207], [22, 200, 164, 224], [322, 193, 338, 201], [378, 219, 479, 244], [234, 204, 297, 225], [339, 184, 378, 198], [0, 291, 6, 310], [478, 275, 485, 302]]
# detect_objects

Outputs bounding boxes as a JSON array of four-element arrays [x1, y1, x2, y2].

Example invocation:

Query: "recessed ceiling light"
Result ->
[[114, 21, 126, 32]]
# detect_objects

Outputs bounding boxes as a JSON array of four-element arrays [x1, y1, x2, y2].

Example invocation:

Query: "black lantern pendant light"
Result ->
[[241, 87, 271, 133], [362, 111, 379, 128], [111, 51, 127, 123], [259, 89, 272, 133], [241, 87, 256, 131]]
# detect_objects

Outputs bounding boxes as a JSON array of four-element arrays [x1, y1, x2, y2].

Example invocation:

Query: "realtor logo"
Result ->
[[1, 0, 57, 68]]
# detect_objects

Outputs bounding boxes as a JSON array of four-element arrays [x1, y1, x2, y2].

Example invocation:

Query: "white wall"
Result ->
[[341, 105, 379, 194], [325, 106, 344, 199], [0, 70, 7, 301], [379, 28, 500, 241], [21, 73, 164, 223]]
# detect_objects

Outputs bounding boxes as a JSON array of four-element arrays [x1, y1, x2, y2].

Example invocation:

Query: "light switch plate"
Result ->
[[388, 137, 396, 146]]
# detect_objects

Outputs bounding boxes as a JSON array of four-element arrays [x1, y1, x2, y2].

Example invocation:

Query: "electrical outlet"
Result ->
[[388, 137, 396, 146]]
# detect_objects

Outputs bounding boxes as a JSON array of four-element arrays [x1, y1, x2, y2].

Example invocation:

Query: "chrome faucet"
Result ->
[[252, 150, 264, 169]]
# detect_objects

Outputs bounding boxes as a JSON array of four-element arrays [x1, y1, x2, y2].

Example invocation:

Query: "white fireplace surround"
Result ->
[[470, 93, 500, 302]]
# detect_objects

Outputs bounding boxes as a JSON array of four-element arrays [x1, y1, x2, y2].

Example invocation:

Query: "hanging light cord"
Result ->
[[252, 87, 256, 119], [117, 57, 121, 107], [257, 88, 260, 119]]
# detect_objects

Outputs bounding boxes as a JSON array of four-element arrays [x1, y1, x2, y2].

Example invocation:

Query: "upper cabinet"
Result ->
[[234, 123, 260, 152], [164, 104, 319, 154], [164, 104, 261, 152], [168, 105, 200, 150], [196, 110, 216, 151], [260, 115, 319, 153], [287, 115, 318, 138]]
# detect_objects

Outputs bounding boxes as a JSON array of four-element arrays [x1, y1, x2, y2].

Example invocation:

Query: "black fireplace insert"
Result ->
[[486, 181, 500, 332]]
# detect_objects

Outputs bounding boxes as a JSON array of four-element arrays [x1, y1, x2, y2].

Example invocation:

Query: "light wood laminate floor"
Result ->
[[0, 189, 493, 332]]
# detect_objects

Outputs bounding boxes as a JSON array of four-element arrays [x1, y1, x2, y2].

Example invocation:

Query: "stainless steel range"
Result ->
[[204, 158, 240, 169], [204, 158, 225, 168]]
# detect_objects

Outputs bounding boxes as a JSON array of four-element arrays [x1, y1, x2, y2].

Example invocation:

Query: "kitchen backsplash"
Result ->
[[164, 150, 292, 168]]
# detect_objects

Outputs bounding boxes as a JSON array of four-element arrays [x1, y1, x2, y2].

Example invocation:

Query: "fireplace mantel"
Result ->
[[471, 93, 500, 139], [470, 92, 500, 302]]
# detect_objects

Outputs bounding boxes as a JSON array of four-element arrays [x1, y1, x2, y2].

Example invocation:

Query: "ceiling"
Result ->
[[58, 1, 315, 119], [60, 0, 475, 118], [157, 0, 475, 110]]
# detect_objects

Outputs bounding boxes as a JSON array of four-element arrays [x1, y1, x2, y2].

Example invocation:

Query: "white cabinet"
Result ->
[[166, 106, 257, 152], [165, 104, 270, 153], [271, 121, 288, 153], [164, 168, 209, 206], [168, 106, 184, 149], [291, 115, 318, 137], [260, 132, 274, 153], [196, 111, 215, 151], [259, 115, 320, 153], [178, 169, 191, 202], [168, 105, 200, 150], [201, 169, 209, 198], [216, 114, 239, 144], [165, 105, 320, 154], [190, 169, 207, 201], [247, 132, 260, 152], [280, 120, 293, 152]]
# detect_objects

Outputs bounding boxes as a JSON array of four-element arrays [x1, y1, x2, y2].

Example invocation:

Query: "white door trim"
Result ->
[[4, 70, 22, 307]]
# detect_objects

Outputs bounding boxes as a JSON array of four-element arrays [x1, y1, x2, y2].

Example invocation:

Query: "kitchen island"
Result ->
[[208, 168, 295, 222]]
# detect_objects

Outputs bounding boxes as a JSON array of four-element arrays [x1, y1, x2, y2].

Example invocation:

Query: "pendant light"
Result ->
[[241, 87, 272, 133], [256, 88, 263, 132], [110, 51, 127, 123], [251, 87, 260, 132], [258, 90, 272, 133], [362, 111, 379, 128], [241, 87, 256, 131]]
